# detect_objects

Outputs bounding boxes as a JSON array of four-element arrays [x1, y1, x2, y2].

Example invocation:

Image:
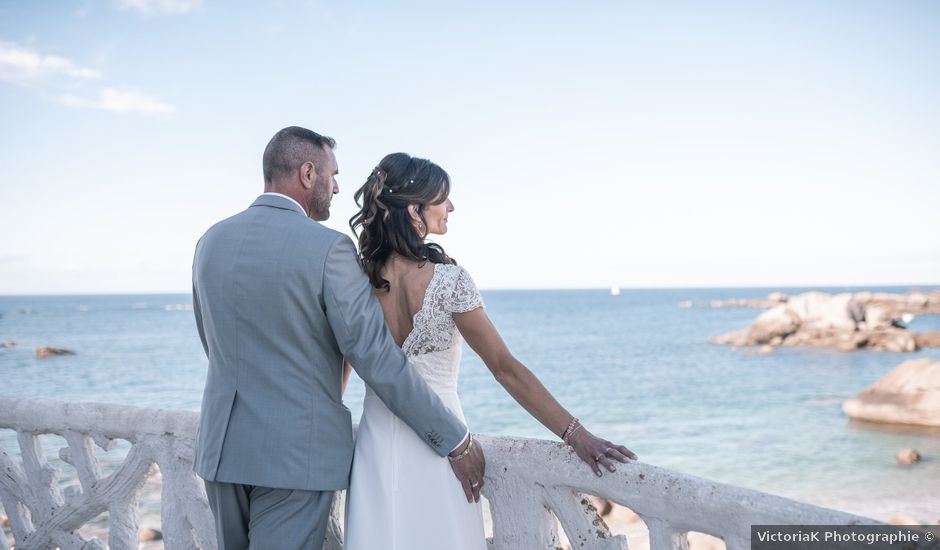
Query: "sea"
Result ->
[[1, 286, 939, 526]]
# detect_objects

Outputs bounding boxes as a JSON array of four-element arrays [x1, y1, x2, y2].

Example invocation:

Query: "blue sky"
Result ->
[[1, 0, 938, 294]]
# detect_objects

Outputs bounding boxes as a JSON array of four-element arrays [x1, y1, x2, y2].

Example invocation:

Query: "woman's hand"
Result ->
[[568, 427, 637, 477]]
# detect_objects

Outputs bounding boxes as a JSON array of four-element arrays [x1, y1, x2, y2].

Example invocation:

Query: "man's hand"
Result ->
[[448, 434, 485, 503]]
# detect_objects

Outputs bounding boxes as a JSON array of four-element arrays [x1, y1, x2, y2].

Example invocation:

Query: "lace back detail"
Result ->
[[400, 264, 484, 357]]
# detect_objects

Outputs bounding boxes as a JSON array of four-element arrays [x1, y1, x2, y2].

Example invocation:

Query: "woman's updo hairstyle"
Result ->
[[350, 152, 456, 291]]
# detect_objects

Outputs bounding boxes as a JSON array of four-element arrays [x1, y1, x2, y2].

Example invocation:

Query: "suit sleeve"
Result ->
[[322, 235, 467, 456], [192, 240, 209, 357], [192, 283, 209, 357]]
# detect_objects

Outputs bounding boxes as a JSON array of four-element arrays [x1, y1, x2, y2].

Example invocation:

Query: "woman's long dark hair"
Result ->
[[349, 152, 456, 291]]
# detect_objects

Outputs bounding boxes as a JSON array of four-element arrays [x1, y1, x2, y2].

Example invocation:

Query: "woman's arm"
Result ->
[[455, 308, 637, 476], [342, 358, 353, 395]]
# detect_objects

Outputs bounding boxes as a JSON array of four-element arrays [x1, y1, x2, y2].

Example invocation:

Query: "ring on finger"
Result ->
[[593, 454, 604, 462], [470, 481, 480, 487]]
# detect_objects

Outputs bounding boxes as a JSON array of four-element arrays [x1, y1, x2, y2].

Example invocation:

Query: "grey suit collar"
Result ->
[[250, 194, 308, 217]]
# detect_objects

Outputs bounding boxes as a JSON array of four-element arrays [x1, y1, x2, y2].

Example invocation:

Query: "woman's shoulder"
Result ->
[[436, 262, 474, 282], [435, 263, 483, 311]]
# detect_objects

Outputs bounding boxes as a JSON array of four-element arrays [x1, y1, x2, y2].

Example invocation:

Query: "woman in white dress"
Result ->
[[342, 153, 637, 550]]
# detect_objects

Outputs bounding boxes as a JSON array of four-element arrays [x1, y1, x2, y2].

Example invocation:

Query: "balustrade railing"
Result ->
[[0, 397, 875, 549]]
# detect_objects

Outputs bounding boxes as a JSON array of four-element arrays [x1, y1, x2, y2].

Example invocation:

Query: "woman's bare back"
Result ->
[[375, 257, 437, 347]]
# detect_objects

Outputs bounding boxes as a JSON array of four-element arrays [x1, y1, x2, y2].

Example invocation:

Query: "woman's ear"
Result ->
[[407, 204, 421, 222]]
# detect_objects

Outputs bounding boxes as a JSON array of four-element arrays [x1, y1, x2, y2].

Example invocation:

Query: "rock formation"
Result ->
[[34, 346, 76, 358], [708, 293, 788, 309], [842, 358, 940, 427], [896, 448, 921, 465], [710, 291, 940, 352], [138, 528, 163, 542], [915, 333, 940, 348]]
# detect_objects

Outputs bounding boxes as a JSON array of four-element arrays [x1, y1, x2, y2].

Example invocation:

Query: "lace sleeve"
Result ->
[[448, 266, 484, 313]]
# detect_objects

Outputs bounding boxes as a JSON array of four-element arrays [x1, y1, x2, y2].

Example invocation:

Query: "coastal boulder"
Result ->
[[915, 332, 940, 348], [786, 292, 856, 332], [35, 346, 76, 358], [842, 358, 940, 427], [748, 307, 802, 344], [888, 514, 921, 526], [897, 448, 921, 465], [710, 305, 800, 346], [863, 303, 895, 331], [1, 340, 14, 348], [139, 528, 163, 542], [711, 290, 936, 352], [862, 329, 918, 353]]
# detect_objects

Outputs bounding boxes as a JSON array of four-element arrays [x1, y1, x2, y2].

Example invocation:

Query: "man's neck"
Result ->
[[263, 190, 308, 216]]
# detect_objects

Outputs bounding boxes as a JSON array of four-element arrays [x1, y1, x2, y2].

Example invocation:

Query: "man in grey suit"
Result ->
[[192, 126, 485, 549]]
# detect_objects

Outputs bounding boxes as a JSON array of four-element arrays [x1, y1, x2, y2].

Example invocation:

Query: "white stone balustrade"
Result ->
[[0, 397, 875, 549]]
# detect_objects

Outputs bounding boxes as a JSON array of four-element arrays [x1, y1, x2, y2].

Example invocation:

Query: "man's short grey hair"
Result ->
[[262, 126, 336, 184]]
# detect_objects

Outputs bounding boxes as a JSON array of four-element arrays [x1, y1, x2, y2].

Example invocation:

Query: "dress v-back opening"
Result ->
[[397, 263, 442, 351]]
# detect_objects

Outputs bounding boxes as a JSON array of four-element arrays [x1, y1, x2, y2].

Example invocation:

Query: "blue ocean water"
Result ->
[[1, 287, 939, 522]]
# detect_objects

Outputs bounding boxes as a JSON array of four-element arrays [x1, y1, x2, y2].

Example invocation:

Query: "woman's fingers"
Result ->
[[589, 454, 603, 477], [603, 444, 633, 463], [573, 434, 637, 475], [615, 444, 637, 461], [576, 445, 602, 476], [597, 454, 617, 473], [581, 446, 608, 476]]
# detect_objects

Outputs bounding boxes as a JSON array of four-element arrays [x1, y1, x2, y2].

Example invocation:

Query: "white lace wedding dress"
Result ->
[[344, 263, 487, 550]]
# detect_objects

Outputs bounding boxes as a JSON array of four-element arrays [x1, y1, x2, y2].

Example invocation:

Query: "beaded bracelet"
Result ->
[[561, 417, 579, 441], [448, 433, 474, 463], [563, 422, 583, 444]]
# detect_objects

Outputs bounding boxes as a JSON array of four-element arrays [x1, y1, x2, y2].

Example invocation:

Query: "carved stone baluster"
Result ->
[[0, 447, 36, 542], [646, 518, 689, 550], [104, 440, 155, 550], [544, 488, 627, 550], [61, 431, 102, 497], [17, 431, 65, 515], [49, 529, 106, 550], [157, 436, 217, 550], [322, 491, 344, 550], [483, 480, 561, 550]]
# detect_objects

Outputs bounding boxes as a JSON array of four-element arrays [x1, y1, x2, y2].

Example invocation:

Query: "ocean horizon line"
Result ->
[[2, 282, 939, 298]]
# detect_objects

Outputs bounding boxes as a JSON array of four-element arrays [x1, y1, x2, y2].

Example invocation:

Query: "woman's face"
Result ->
[[419, 196, 454, 236]]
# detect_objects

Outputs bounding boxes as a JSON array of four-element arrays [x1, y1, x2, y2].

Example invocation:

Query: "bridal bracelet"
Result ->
[[562, 417, 583, 444], [448, 433, 474, 463]]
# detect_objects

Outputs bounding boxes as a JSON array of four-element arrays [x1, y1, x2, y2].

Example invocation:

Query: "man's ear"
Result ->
[[300, 161, 317, 189]]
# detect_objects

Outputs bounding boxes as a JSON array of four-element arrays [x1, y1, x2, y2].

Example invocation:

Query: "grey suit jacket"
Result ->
[[192, 194, 467, 491]]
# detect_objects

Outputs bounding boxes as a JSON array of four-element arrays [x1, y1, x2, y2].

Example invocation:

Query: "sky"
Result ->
[[1, 0, 938, 294]]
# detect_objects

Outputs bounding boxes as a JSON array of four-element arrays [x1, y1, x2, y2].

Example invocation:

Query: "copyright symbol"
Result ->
[[926, 532, 934, 542]]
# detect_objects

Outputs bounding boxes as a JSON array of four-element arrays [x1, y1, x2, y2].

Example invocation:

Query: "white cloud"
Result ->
[[0, 41, 99, 84], [116, 0, 201, 15], [0, 39, 175, 116], [60, 87, 176, 114]]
